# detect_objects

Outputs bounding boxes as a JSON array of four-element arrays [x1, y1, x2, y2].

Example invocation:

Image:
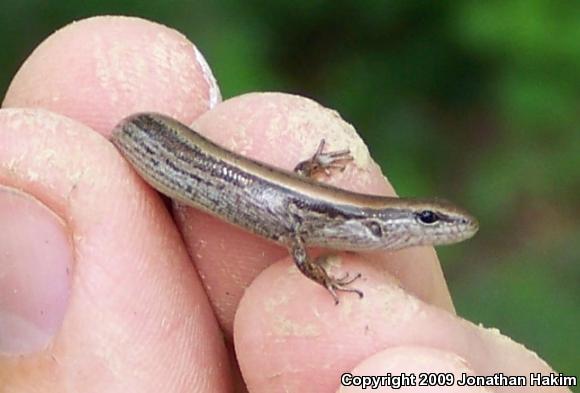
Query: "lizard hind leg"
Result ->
[[290, 236, 363, 305]]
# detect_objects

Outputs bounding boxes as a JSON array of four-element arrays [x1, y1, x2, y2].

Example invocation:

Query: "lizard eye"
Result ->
[[365, 221, 383, 237], [416, 210, 439, 225]]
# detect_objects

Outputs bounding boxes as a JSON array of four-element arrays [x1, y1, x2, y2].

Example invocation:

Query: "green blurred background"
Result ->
[[1, 0, 578, 382]]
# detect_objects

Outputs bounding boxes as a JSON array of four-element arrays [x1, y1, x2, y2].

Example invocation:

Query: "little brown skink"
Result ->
[[111, 113, 478, 303]]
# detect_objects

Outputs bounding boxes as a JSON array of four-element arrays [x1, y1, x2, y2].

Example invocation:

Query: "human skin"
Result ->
[[0, 16, 569, 393]]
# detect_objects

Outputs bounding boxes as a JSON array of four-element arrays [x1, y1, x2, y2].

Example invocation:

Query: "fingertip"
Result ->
[[235, 249, 558, 391], [3, 16, 220, 134], [188, 92, 453, 312]]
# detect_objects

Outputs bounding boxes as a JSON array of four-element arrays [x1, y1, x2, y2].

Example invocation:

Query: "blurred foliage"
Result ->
[[1, 0, 578, 381]]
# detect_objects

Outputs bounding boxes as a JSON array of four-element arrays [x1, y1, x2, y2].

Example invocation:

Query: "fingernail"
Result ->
[[193, 44, 222, 109], [0, 186, 72, 355]]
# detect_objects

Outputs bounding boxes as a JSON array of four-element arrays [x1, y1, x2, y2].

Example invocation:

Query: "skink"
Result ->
[[111, 113, 479, 303]]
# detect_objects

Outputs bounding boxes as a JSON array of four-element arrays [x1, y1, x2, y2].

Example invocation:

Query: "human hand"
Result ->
[[0, 16, 569, 392]]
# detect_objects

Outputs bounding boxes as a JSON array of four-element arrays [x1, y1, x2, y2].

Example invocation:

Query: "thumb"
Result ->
[[0, 109, 231, 392]]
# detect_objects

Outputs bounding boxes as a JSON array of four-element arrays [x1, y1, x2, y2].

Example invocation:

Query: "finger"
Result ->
[[235, 254, 562, 393], [2, 15, 220, 134], [175, 92, 453, 336], [0, 110, 231, 391]]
